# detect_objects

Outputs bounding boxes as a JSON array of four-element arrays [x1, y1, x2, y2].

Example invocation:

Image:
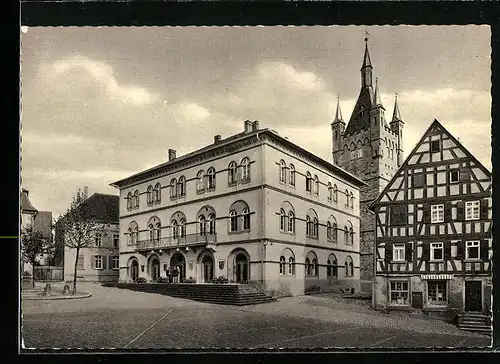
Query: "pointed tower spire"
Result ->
[[391, 93, 403, 123], [373, 77, 384, 108], [334, 94, 344, 123], [360, 33, 373, 88]]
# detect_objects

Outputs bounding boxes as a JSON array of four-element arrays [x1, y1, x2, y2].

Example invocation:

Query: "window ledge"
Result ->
[[241, 179, 251, 185], [228, 182, 237, 187], [206, 187, 215, 192]]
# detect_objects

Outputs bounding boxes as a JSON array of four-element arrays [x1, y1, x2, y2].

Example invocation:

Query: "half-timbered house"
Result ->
[[369, 119, 492, 319]]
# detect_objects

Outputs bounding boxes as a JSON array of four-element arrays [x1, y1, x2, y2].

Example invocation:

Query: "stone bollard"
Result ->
[[63, 284, 70, 294]]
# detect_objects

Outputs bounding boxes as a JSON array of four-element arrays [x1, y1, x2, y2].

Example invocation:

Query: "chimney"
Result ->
[[168, 149, 177, 161], [83, 186, 88, 200], [244, 120, 252, 133], [214, 135, 222, 143], [252, 120, 260, 131]]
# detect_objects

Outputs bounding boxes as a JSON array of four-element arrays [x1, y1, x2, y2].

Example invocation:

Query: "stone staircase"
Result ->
[[457, 312, 492, 335], [102, 282, 277, 306]]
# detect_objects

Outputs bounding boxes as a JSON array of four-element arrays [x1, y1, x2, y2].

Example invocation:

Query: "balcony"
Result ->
[[135, 233, 217, 251]]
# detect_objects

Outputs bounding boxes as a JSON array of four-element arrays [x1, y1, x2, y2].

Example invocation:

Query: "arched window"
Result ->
[[279, 208, 287, 231], [147, 185, 153, 205], [289, 164, 295, 186], [328, 182, 333, 201], [128, 221, 138, 245], [312, 258, 318, 276], [241, 157, 250, 182], [306, 252, 318, 276], [127, 192, 133, 210], [228, 161, 237, 185], [344, 226, 349, 245], [154, 183, 161, 202], [279, 256, 286, 275], [333, 184, 338, 203], [345, 256, 354, 277], [133, 190, 139, 208], [327, 259, 331, 276], [179, 218, 186, 238], [242, 208, 250, 230], [148, 223, 155, 241], [348, 221, 354, 245], [305, 258, 311, 276], [305, 216, 311, 236], [288, 256, 295, 275], [177, 176, 186, 197], [279, 160, 287, 183], [199, 215, 206, 236], [306, 172, 312, 192], [172, 220, 178, 239], [345, 189, 349, 207], [314, 175, 319, 195], [326, 221, 332, 240], [196, 170, 205, 192], [350, 192, 354, 209], [313, 217, 319, 238], [208, 213, 216, 235], [170, 178, 177, 198], [288, 211, 295, 233], [229, 210, 238, 232], [148, 217, 161, 243], [155, 222, 161, 241], [206, 167, 216, 190], [327, 254, 338, 277]]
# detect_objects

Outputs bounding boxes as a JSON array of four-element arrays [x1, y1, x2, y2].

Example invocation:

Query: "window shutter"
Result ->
[[444, 202, 452, 223], [444, 241, 451, 260], [102, 256, 107, 270], [421, 243, 430, 261], [456, 241, 465, 260], [457, 201, 465, 221], [109, 256, 114, 269], [480, 240, 489, 261], [480, 199, 489, 220], [385, 243, 393, 262], [422, 204, 430, 224], [405, 242, 413, 262], [91, 256, 95, 269]]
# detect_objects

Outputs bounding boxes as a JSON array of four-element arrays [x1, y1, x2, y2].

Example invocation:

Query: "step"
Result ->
[[460, 313, 489, 318]]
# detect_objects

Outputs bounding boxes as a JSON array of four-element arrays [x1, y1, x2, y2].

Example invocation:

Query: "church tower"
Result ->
[[332, 36, 404, 292]]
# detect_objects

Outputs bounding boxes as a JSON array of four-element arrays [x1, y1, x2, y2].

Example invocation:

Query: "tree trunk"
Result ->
[[72, 247, 79, 295]]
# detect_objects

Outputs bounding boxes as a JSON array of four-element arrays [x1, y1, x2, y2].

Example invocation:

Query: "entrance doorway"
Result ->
[[130, 260, 139, 282], [202, 255, 214, 283], [235, 253, 249, 283], [170, 252, 186, 281], [465, 280, 482, 312], [151, 258, 160, 281]]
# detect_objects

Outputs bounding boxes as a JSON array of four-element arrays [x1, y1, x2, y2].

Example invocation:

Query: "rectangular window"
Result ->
[[430, 140, 441, 152], [393, 244, 405, 262], [431, 204, 444, 223], [390, 281, 409, 306], [112, 256, 119, 270], [390, 205, 407, 226], [357, 149, 363, 159], [95, 233, 102, 247], [465, 201, 480, 220], [466, 241, 480, 260], [427, 281, 447, 306], [450, 170, 459, 183], [412, 174, 425, 188], [113, 234, 119, 248], [430, 242, 444, 261], [94, 255, 103, 270]]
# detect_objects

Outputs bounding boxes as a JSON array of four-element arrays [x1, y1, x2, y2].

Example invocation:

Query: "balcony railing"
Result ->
[[136, 233, 217, 251]]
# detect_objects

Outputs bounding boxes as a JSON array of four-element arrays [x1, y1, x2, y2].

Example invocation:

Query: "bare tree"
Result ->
[[56, 189, 100, 294], [21, 226, 53, 288]]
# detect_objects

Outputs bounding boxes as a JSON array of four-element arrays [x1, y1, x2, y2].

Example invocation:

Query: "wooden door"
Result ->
[[465, 281, 482, 312]]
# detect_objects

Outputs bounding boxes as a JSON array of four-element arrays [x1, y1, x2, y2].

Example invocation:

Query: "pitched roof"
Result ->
[[111, 127, 367, 189], [78, 193, 119, 223], [369, 119, 491, 210], [344, 86, 374, 134], [391, 94, 403, 123], [21, 189, 38, 214]]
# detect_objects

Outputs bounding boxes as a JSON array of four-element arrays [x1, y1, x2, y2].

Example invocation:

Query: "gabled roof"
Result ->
[[344, 86, 374, 135], [21, 189, 38, 214], [77, 193, 119, 224], [369, 119, 491, 211]]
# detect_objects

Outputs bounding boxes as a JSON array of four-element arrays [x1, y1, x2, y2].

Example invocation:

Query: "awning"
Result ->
[[420, 274, 454, 280]]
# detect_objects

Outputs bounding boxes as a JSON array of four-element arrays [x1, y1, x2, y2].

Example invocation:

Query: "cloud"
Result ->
[[256, 61, 325, 91]]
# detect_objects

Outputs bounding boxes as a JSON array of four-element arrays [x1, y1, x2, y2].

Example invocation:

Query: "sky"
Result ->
[[21, 25, 491, 218]]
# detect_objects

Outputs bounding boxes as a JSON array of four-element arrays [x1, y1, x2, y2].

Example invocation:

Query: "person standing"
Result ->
[[176, 266, 181, 283]]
